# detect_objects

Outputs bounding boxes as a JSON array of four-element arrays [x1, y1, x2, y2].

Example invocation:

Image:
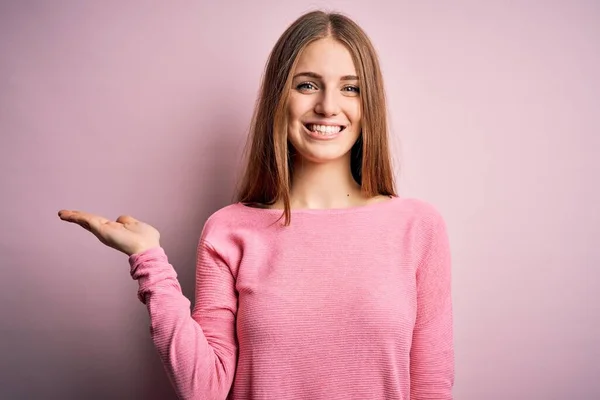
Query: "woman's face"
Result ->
[[286, 37, 362, 164]]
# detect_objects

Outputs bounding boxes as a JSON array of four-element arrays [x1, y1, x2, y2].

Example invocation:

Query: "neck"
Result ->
[[287, 154, 364, 209]]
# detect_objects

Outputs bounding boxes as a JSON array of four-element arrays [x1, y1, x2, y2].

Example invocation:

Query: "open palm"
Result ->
[[58, 210, 161, 256]]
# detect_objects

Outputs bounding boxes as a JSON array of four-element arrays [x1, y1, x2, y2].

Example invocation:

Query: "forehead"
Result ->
[[293, 37, 357, 77]]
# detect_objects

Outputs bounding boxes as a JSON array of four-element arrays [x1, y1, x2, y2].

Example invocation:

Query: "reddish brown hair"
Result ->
[[236, 10, 396, 224]]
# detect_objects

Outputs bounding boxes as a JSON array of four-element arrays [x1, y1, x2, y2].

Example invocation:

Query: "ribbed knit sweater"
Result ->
[[128, 196, 454, 399]]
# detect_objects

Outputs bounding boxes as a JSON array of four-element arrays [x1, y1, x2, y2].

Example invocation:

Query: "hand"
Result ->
[[58, 210, 161, 256]]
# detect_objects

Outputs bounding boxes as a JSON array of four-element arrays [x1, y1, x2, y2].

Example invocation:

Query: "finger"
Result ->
[[116, 215, 138, 225], [58, 210, 109, 231]]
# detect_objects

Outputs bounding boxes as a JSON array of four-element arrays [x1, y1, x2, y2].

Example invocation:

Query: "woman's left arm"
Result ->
[[410, 212, 455, 399]]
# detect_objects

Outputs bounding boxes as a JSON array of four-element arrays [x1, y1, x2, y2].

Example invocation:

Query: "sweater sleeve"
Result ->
[[128, 239, 238, 400], [410, 213, 455, 399]]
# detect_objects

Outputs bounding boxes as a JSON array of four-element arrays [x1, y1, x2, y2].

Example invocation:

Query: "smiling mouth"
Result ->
[[303, 123, 347, 135]]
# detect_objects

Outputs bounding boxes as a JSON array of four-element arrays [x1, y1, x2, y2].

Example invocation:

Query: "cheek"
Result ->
[[287, 95, 310, 122], [351, 102, 362, 124], [345, 101, 361, 132]]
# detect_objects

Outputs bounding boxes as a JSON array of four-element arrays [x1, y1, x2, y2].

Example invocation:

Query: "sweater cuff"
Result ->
[[128, 246, 167, 273], [128, 246, 176, 304]]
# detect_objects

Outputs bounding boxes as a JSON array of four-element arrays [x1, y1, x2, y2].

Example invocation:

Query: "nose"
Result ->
[[314, 89, 340, 117]]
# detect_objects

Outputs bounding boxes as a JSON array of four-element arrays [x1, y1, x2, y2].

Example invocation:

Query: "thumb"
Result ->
[[116, 215, 138, 225]]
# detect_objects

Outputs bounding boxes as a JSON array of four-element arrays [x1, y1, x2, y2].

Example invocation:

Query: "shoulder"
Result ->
[[193, 203, 255, 268], [198, 203, 246, 241], [198, 202, 278, 245], [391, 196, 446, 224], [390, 196, 448, 241], [203, 203, 244, 228]]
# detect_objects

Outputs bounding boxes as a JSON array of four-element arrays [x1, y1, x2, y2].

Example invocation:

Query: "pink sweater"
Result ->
[[129, 196, 454, 399]]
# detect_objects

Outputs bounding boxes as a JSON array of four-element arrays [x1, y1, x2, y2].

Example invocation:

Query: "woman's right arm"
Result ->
[[129, 240, 238, 400], [57, 210, 238, 400]]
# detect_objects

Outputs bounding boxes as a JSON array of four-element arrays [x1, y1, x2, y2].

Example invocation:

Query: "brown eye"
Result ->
[[297, 82, 317, 91], [343, 85, 360, 93]]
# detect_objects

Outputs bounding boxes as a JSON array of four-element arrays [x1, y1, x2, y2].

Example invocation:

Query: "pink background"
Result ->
[[1, 1, 598, 399]]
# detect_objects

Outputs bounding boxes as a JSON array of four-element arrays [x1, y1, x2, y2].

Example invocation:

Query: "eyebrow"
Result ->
[[293, 72, 359, 81]]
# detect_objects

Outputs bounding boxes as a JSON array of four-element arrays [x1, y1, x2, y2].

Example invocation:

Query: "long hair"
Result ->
[[236, 10, 396, 225]]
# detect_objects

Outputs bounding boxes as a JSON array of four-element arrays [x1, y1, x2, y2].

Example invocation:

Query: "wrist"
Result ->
[[129, 243, 161, 256]]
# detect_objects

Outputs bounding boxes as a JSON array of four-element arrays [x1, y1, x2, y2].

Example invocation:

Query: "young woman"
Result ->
[[58, 10, 454, 400]]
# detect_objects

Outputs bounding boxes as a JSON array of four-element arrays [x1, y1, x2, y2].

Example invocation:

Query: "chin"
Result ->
[[300, 152, 348, 164], [291, 142, 356, 164]]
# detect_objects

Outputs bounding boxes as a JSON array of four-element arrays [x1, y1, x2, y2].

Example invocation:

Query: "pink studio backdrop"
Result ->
[[1, 1, 598, 399]]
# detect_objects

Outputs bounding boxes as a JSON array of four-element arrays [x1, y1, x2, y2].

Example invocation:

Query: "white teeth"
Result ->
[[307, 124, 343, 135]]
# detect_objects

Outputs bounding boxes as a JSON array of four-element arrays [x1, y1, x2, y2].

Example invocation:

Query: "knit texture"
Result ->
[[129, 196, 454, 399]]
